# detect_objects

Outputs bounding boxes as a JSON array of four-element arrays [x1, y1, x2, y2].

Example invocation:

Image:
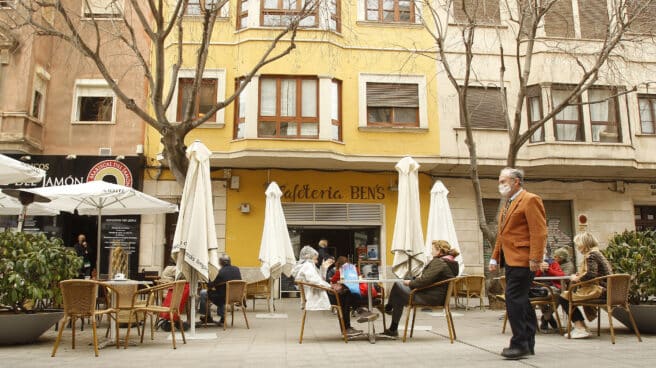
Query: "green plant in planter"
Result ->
[[0, 231, 82, 313], [604, 230, 656, 305]]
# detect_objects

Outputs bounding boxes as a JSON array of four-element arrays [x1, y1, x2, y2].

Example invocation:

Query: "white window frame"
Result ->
[[167, 69, 226, 126], [71, 79, 117, 124], [82, 0, 124, 19], [358, 73, 428, 129]]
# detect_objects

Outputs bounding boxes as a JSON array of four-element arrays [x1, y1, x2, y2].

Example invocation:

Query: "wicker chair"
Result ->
[[295, 281, 348, 344], [246, 278, 275, 312], [124, 280, 187, 349], [454, 275, 486, 311], [565, 274, 642, 344], [222, 280, 250, 330], [497, 277, 563, 334], [51, 280, 119, 357], [403, 277, 459, 343]]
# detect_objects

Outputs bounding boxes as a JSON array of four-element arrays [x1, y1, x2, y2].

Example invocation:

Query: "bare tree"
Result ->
[[6, 0, 318, 184], [418, 0, 656, 244]]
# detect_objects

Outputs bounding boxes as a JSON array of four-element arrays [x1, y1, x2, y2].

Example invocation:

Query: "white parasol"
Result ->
[[170, 141, 220, 336], [0, 154, 45, 185], [391, 157, 426, 278], [425, 180, 464, 275]]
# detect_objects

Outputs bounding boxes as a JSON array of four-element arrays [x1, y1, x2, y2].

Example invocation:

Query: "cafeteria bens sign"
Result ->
[[279, 184, 387, 202]]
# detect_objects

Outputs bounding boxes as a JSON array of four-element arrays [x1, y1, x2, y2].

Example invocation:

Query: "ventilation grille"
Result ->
[[282, 203, 383, 225], [99, 147, 112, 156]]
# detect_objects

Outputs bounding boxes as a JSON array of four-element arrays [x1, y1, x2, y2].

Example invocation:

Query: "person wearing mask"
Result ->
[[198, 254, 241, 326], [489, 167, 547, 359], [382, 240, 460, 338]]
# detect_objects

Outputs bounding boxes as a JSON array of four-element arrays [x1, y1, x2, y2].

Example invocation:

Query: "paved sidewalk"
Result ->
[[0, 298, 651, 368]]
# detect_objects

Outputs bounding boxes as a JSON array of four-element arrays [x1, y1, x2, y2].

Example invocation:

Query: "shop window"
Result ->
[[366, 82, 419, 127], [461, 86, 506, 129], [543, 0, 575, 38], [588, 87, 621, 143], [551, 87, 583, 141], [177, 78, 218, 122], [185, 0, 229, 17], [261, 0, 318, 27], [258, 76, 319, 138], [83, 0, 123, 18], [526, 85, 544, 142], [331, 79, 342, 141], [638, 94, 656, 134], [365, 0, 415, 23], [452, 0, 500, 25], [72, 79, 115, 123]]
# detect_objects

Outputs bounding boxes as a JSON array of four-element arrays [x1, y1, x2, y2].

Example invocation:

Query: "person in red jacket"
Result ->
[[535, 257, 565, 332]]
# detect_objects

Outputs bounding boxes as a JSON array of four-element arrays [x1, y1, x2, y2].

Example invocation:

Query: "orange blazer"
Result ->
[[491, 190, 547, 268]]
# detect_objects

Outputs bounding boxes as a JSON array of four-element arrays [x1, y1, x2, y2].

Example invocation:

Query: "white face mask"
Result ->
[[498, 183, 512, 196]]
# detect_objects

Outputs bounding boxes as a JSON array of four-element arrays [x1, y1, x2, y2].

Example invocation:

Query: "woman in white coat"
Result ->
[[291, 245, 361, 336]]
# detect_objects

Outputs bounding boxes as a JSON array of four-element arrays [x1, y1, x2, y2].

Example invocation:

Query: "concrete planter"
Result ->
[[0, 310, 64, 345], [613, 304, 656, 334]]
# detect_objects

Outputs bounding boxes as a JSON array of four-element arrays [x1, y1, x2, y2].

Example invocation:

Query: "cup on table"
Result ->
[[84, 276, 91, 280]]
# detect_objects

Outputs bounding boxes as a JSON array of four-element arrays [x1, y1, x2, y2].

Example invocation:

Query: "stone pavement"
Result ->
[[0, 298, 652, 368]]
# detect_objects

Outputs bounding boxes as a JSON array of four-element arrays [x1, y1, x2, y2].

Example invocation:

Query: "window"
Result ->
[[258, 76, 319, 138], [237, 0, 249, 28], [331, 79, 342, 141], [30, 72, 48, 121], [461, 86, 506, 129], [0, 1, 13, 8], [73, 80, 115, 123], [638, 95, 656, 134], [31, 91, 43, 119], [551, 87, 583, 141], [177, 78, 218, 122], [452, 0, 500, 25], [628, 1, 656, 34], [366, 0, 415, 23], [83, 0, 123, 18], [543, 0, 575, 38], [185, 0, 229, 17], [588, 88, 621, 142], [261, 0, 318, 27], [526, 85, 544, 142], [366, 83, 418, 127], [329, 0, 341, 32], [234, 79, 247, 139], [578, 0, 609, 39]]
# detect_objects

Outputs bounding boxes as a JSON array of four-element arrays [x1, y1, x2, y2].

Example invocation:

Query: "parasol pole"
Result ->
[[96, 207, 102, 279]]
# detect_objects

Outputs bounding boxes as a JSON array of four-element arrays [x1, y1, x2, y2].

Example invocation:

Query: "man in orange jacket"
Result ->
[[490, 167, 547, 360]]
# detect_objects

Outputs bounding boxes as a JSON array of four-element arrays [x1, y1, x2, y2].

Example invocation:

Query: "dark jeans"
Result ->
[[328, 290, 360, 329], [558, 296, 585, 323], [199, 289, 225, 320], [505, 266, 536, 351], [386, 282, 412, 329]]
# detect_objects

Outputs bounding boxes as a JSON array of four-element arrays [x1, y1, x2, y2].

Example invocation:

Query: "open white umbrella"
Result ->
[[18, 180, 178, 276], [0, 154, 45, 185], [258, 181, 296, 317], [171, 141, 220, 336], [425, 180, 464, 275], [391, 157, 426, 278], [0, 193, 58, 216]]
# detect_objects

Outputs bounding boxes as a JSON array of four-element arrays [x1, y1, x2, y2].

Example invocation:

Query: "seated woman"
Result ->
[[330, 256, 378, 322], [554, 247, 575, 276], [534, 255, 566, 332], [291, 246, 362, 336], [382, 240, 459, 337], [558, 232, 613, 339]]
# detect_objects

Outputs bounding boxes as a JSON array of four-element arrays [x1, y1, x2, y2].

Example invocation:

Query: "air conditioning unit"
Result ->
[[99, 147, 112, 156]]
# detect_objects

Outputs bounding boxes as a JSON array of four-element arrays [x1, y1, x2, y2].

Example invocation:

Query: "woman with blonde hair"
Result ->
[[381, 239, 460, 337], [558, 232, 613, 339]]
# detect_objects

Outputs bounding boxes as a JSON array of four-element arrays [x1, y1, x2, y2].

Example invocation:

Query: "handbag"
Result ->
[[563, 283, 603, 302]]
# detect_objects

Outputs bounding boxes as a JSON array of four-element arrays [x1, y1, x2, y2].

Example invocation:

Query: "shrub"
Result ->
[[604, 230, 656, 305]]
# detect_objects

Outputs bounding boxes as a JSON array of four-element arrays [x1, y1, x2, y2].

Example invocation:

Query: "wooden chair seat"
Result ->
[[403, 277, 459, 343]]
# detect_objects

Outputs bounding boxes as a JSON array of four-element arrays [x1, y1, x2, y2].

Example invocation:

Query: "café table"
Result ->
[[99, 279, 152, 348], [534, 275, 573, 289], [341, 278, 403, 344]]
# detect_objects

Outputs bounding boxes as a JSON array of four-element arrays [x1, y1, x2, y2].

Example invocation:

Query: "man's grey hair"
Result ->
[[500, 167, 524, 185]]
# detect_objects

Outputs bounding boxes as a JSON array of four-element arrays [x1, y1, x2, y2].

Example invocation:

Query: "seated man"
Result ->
[[199, 254, 241, 326], [382, 240, 459, 337]]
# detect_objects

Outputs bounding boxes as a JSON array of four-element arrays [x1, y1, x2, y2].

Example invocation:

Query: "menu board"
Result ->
[[101, 215, 140, 277]]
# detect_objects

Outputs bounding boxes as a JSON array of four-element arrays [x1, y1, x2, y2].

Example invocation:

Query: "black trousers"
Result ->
[[505, 266, 536, 351], [327, 290, 360, 328]]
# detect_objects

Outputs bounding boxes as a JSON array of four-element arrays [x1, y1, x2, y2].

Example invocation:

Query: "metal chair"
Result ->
[[51, 280, 119, 357], [403, 277, 459, 343], [454, 275, 486, 310], [295, 281, 348, 344], [223, 280, 250, 330], [565, 274, 642, 344]]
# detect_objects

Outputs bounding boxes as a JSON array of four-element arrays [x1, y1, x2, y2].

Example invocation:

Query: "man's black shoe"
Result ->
[[199, 315, 214, 324], [501, 347, 530, 360], [539, 317, 549, 332], [548, 318, 558, 330], [384, 304, 393, 315]]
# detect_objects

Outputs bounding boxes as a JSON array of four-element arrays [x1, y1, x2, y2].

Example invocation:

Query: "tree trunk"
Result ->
[[161, 131, 189, 186]]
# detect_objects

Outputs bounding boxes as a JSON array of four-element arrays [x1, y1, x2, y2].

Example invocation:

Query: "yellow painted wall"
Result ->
[[225, 169, 433, 267]]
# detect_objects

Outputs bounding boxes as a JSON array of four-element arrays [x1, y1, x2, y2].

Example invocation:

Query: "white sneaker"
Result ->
[[569, 328, 590, 339]]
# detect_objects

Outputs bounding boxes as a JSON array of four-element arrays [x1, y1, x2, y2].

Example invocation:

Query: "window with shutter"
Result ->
[[461, 87, 506, 129], [578, 0, 609, 39], [544, 0, 575, 38], [526, 85, 544, 142], [452, 0, 500, 25], [366, 82, 419, 127]]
